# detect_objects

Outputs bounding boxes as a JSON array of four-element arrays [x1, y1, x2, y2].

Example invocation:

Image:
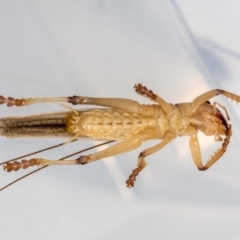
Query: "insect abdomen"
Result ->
[[66, 109, 157, 140]]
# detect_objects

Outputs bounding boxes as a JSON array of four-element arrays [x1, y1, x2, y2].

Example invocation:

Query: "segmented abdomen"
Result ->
[[66, 109, 157, 140]]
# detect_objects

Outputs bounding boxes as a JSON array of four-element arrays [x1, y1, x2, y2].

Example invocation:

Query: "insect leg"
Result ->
[[0, 96, 69, 107], [78, 128, 162, 163], [3, 135, 141, 171], [69, 96, 144, 113], [0, 94, 156, 116], [126, 131, 176, 188], [134, 84, 175, 114], [0, 95, 141, 109], [190, 89, 240, 114], [188, 125, 232, 170], [188, 127, 204, 169], [3, 131, 153, 171], [1, 141, 114, 191], [201, 125, 232, 170]]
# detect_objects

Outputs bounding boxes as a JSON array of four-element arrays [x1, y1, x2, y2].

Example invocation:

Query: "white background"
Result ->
[[0, 1, 240, 240]]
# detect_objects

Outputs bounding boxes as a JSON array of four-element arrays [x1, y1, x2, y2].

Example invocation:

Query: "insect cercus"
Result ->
[[0, 84, 238, 190]]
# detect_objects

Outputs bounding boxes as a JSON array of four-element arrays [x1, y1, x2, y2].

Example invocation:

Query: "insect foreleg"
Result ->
[[190, 89, 240, 114], [188, 125, 232, 170], [201, 124, 232, 170], [188, 127, 204, 169], [126, 131, 176, 188]]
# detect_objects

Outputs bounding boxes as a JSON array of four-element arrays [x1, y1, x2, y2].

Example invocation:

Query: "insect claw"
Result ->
[[126, 178, 134, 188], [3, 163, 10, 172]]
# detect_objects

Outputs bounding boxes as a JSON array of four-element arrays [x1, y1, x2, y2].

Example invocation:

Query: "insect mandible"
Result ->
[[0, 84, 239, 189]]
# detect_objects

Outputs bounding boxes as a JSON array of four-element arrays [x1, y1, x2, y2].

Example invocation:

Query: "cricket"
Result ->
[[0, 83, 239, 190]]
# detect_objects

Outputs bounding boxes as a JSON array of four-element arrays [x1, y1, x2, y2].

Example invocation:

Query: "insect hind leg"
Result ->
[[68, 95, 163, 117], [0, 93, 156, 116]]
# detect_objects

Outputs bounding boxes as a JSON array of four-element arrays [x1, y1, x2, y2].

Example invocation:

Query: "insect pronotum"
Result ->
[[0, 83, 239, 190]]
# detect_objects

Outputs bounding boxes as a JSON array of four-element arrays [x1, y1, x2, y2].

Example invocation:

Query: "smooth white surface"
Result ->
[[0, 1, 240, 240]]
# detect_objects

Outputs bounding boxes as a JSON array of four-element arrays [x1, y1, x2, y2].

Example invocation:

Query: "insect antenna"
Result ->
[[0, 140, 114, 192]]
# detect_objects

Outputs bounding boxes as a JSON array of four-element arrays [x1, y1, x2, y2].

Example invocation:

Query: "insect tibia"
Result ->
[[0, 95, 25, 107], [222, 90, 240, 104], [3, 159, 39, 172]]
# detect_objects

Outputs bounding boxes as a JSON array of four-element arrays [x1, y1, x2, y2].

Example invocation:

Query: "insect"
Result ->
[[0, 83, 239, 190]]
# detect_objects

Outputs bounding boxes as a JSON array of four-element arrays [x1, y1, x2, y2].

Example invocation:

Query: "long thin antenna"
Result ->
[[0, 140, 114, 192]]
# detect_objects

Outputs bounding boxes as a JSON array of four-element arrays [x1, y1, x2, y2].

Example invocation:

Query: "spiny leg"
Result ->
[[3, 131, 154, 171], [0, 83, 173, 117], [190, 89, 240, 114], [78, 134, 145, 164], [188, 127, 204, 169], [0, 92, 157, 116], [64, 129, 158, 164], [126, 131, 176, 188], [0, 96, 69, 107], [134, 83, 175, 114], [3, 136, 142, 171], [188, 125, 232, 170], [3, 134, 142, 172], [0, 95, 140, 108], [202, 124, 232, 170], [0, 91, 141, 108]]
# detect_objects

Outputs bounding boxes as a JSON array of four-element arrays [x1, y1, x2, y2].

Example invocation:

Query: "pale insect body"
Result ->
[[0, 84, 239, 190]]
